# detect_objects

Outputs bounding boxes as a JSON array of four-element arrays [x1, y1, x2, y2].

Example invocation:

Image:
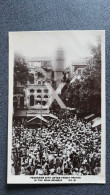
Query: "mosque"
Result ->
[[13, 49, 87, 126]]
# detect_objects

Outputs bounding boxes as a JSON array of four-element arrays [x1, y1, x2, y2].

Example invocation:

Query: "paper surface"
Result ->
[[7, 30, 105, 184]]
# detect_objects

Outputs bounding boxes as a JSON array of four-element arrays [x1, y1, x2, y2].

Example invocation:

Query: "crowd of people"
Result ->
[[11, 111, 101, 176]]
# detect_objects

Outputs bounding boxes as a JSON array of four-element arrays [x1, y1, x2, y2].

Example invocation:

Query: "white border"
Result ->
[[7, 30, 106, 184]]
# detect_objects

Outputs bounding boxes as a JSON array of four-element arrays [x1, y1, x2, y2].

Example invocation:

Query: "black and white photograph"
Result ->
[[7, 30, 105, 184]]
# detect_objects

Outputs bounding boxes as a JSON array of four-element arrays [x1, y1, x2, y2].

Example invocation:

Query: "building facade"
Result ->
[[13, 58, 54, 125], [70, 60, 88, 83], [13, 50, 70, 125]]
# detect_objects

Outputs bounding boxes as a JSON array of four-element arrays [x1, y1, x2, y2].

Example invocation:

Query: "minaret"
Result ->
[[55, 49, 65, 88], [56, 48, 65, 71]]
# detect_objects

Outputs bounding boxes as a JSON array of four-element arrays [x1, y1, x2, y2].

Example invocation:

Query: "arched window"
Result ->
[[44, 89, 48, 93], [30, 73, 34, 84], [44, 95, 48, 98], [37, 95, 41, 98], [30, 89, 34, 93], [30, 95, 34, 106], [37, 89, 41, 93]]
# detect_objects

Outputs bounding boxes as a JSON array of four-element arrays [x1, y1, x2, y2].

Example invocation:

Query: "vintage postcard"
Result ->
[[7, 30, 105, 184]]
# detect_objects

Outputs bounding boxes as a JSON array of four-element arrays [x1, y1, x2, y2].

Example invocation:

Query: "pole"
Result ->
[[41, 81, 42, 130]]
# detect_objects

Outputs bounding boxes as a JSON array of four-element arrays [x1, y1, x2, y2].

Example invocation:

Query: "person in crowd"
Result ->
[[11, 110, 101, 175]]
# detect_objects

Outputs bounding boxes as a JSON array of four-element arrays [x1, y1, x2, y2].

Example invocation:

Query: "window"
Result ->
[[42, 101, 46, 106], [37, 89, 41, 93], [30, 89, 34, 93], [29, 73, 34, 84], [44, 89, 48, 93], [13, 96, 17, 102], [78, 69, 81, 75], [38, 80, 41, 85], [44, 95, 48, 98], [37, 95, 41, 98]]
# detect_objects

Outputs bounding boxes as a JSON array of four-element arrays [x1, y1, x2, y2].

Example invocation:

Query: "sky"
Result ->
[[10, 30, 102, 69]]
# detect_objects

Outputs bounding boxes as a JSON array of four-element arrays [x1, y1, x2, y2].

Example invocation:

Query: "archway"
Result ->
[[20, 96, 24, 108], [30, 95, 34, 106], [13, 96, 17, 110], [30, 73, 34, 84]]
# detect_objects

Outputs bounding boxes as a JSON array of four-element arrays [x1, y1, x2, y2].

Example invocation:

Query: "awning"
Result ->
[[92, 117, 101, 128], [42, 113, 58, 119], [29, 104, 49, 109], [14, 110, 27, 117], [84, 114, 95, 120], [27, 114, 49, 124]]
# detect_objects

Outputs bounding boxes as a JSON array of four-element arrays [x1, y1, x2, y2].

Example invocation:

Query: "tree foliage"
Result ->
[[14, 54, 29, 94], [61, 42, 101, 117]]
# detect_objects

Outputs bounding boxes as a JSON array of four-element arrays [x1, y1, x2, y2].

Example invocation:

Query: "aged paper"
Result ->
[[7, 30, 105, 184]]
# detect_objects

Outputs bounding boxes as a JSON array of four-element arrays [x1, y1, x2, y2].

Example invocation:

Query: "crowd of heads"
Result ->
[[11, 111, 101, 176]]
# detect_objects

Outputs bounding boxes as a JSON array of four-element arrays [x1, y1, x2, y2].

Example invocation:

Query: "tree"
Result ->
[[14, 54, 30, 94], [80, 42, 101, 116], [60, 41, 101, 117]]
